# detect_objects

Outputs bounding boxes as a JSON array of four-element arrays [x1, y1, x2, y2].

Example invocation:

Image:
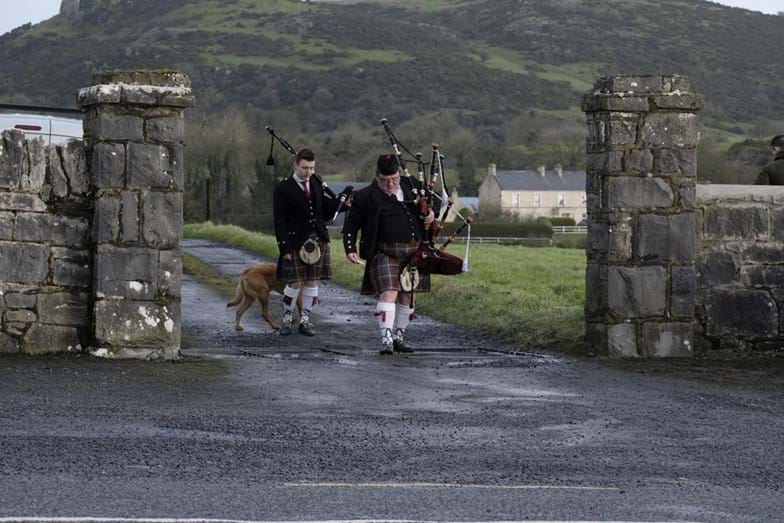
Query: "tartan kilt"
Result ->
[[361, 241, 432, 296], [277, 242, 332, 284]]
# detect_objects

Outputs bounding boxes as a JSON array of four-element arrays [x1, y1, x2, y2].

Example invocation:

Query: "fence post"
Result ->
[[582, 76, 702, 357], [79, 70, 194, 359]]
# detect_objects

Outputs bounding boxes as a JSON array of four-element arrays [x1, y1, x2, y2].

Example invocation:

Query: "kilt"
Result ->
[[277, 242, 332, 284], [361, 241, 432, 296]]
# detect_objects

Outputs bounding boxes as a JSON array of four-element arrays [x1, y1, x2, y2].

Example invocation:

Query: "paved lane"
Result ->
[[0, 241, 781, 522]]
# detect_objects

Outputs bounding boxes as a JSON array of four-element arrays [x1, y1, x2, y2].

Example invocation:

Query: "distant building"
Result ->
[[478, 164, 586, 221]]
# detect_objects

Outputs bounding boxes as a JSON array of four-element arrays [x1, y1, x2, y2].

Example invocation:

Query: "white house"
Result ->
[[478, 164, 586, 221]]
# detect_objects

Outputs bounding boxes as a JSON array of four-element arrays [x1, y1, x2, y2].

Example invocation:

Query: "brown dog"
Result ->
[[226, 263, 302, 331]]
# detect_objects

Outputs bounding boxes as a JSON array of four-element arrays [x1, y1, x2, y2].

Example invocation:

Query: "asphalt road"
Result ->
[[0, 239, 782, 522]]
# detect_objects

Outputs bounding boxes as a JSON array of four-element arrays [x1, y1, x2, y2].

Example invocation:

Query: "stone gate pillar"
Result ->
[[582, 76, 702, 357], [78, 71, 194, 359]]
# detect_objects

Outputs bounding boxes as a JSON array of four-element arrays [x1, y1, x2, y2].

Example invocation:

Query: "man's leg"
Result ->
[[280, 282, 302, 336], [299, 281, 318, 336], [393, 291, 414, 353], [376, 290, 397, 355]]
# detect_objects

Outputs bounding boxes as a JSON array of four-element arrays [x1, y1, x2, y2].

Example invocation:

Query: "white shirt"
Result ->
[[292, 172, 309, 192]]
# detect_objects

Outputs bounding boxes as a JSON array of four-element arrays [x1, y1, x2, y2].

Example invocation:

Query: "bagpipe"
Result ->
[[265, 126, 353, 221], [379, 118, 473, 285]]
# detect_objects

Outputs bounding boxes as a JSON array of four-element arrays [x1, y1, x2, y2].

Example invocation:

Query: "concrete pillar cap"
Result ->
[[77, 70, 194, 108]]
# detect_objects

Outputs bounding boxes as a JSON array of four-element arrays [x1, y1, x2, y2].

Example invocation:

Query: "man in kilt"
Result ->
[[273, 148, 343, 336], [342, 154, 437, 355]]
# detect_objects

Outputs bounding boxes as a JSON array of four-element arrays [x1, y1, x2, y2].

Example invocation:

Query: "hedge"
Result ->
[[548, 217, 577, 226]]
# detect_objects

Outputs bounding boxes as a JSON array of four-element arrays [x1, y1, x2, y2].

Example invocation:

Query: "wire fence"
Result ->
[[448, 237, 553, 246]]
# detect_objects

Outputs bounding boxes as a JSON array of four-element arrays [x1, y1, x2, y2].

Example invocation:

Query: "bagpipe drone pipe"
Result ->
[[379, 119, 473, 276], [265, 126, 353, 220]]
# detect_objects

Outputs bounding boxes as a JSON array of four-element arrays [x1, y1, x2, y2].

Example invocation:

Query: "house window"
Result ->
[[533, 193, 541, 207], [512, 193, 519, 207], [558, 193, 565, 207]]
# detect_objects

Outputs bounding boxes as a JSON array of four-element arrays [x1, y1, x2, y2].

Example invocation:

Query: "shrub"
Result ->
[[549, 217, 576, 226]]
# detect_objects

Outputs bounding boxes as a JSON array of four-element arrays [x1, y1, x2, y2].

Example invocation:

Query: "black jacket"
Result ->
[[754, 153, 784, 185], [342, 176, 437, 260], [273, 176, 340, 255]]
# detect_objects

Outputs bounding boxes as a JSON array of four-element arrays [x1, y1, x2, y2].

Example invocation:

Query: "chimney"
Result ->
[[537, 165, 546, 177], [555, 164, 563, 177], [488, 163, 497, 177]]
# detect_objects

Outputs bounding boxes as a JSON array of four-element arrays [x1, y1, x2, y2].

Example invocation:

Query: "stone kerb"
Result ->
[[583, 75, 702, 358], [0, 130, 92, 355], [79, 70, 194, 360], [696, 185, 784, 352]]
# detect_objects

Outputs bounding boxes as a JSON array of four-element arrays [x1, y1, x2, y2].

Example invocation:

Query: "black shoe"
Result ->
[[298, 322, 315, 336], [379, 343, 394, 356], [393, 339, 414, 353], [280, 319, 292, 336]]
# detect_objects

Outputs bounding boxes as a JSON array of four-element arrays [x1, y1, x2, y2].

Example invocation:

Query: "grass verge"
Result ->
[[182, 251, 237, 297], [184, 222, 586, 352]]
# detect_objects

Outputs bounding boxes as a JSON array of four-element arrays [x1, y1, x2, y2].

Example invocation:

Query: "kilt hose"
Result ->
[[277, 242, 332, 284], [361, 241, 432, 296]]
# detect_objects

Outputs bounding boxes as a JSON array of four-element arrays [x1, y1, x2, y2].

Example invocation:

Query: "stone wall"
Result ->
[[582, 75, 702, 358], [0, 131, 92, 354], [696, 185, 784, 352], [80, 71, 193, 360], [0, 70, 192, 359], [583, 75, 784, 358]]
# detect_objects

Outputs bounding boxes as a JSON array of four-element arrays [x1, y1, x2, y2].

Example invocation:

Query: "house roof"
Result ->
[[458, 197, 479, 212], [324, 181, 369, 194], [495, 170, 585, 191]]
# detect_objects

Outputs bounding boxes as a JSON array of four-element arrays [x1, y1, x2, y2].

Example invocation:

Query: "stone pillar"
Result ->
[[582, 75, 702, 358], [78, 71, 194, 359]]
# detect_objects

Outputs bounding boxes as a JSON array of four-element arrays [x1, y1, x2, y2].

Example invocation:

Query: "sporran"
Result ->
[[399, 264, 421, 293], [299, 237, 322, 265]]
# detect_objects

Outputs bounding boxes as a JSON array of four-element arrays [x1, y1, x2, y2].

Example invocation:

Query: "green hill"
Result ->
[[1, 0, 782, 135]]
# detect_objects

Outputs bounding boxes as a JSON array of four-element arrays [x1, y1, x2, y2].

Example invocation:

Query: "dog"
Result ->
[[226, 263, 302, 331]]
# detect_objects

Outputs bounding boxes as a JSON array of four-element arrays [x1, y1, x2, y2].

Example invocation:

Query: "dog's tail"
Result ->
[[226, 278, 244, 308]]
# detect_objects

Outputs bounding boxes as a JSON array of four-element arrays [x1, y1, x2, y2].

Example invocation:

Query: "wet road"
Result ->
[[0, 239, 782, 522]]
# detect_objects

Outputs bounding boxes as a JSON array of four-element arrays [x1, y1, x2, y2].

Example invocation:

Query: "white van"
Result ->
[[0, 105, 83, 145]]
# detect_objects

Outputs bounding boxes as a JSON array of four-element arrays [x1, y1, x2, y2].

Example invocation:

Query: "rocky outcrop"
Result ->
[[59, 0, 114, 19]]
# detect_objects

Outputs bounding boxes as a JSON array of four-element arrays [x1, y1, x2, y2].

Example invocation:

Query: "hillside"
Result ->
[[1, 0, 782, 138]]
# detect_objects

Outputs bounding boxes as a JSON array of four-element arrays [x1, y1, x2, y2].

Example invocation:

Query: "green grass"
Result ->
[[170, 5, 411, 70], [553, 233, 587, 249], [182, 251, 238, 297], [197, 30, 409, 70], [466, 43, 602, 93], [357, 0, 485, 12], [165, 0, 310, 27], [184, 222, 587, 352], [203, 53, 329, 71]]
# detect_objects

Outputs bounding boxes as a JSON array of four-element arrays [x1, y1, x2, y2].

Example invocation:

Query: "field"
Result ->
[[184, 223, 587, 352]]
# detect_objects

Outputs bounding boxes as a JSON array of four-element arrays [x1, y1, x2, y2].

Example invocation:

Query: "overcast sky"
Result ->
[[0, 0, 780, 35]]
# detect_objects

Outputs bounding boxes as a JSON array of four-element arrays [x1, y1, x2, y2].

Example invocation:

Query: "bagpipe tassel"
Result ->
[[462, 222, 471, 273]]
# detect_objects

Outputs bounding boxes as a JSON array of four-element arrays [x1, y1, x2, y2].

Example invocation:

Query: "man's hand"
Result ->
[[347, 252, 361, 264], [424, 209, 435, 226]]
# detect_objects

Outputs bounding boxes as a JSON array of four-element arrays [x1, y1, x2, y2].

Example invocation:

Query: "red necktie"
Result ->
[[302, 180, 310, 200]]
